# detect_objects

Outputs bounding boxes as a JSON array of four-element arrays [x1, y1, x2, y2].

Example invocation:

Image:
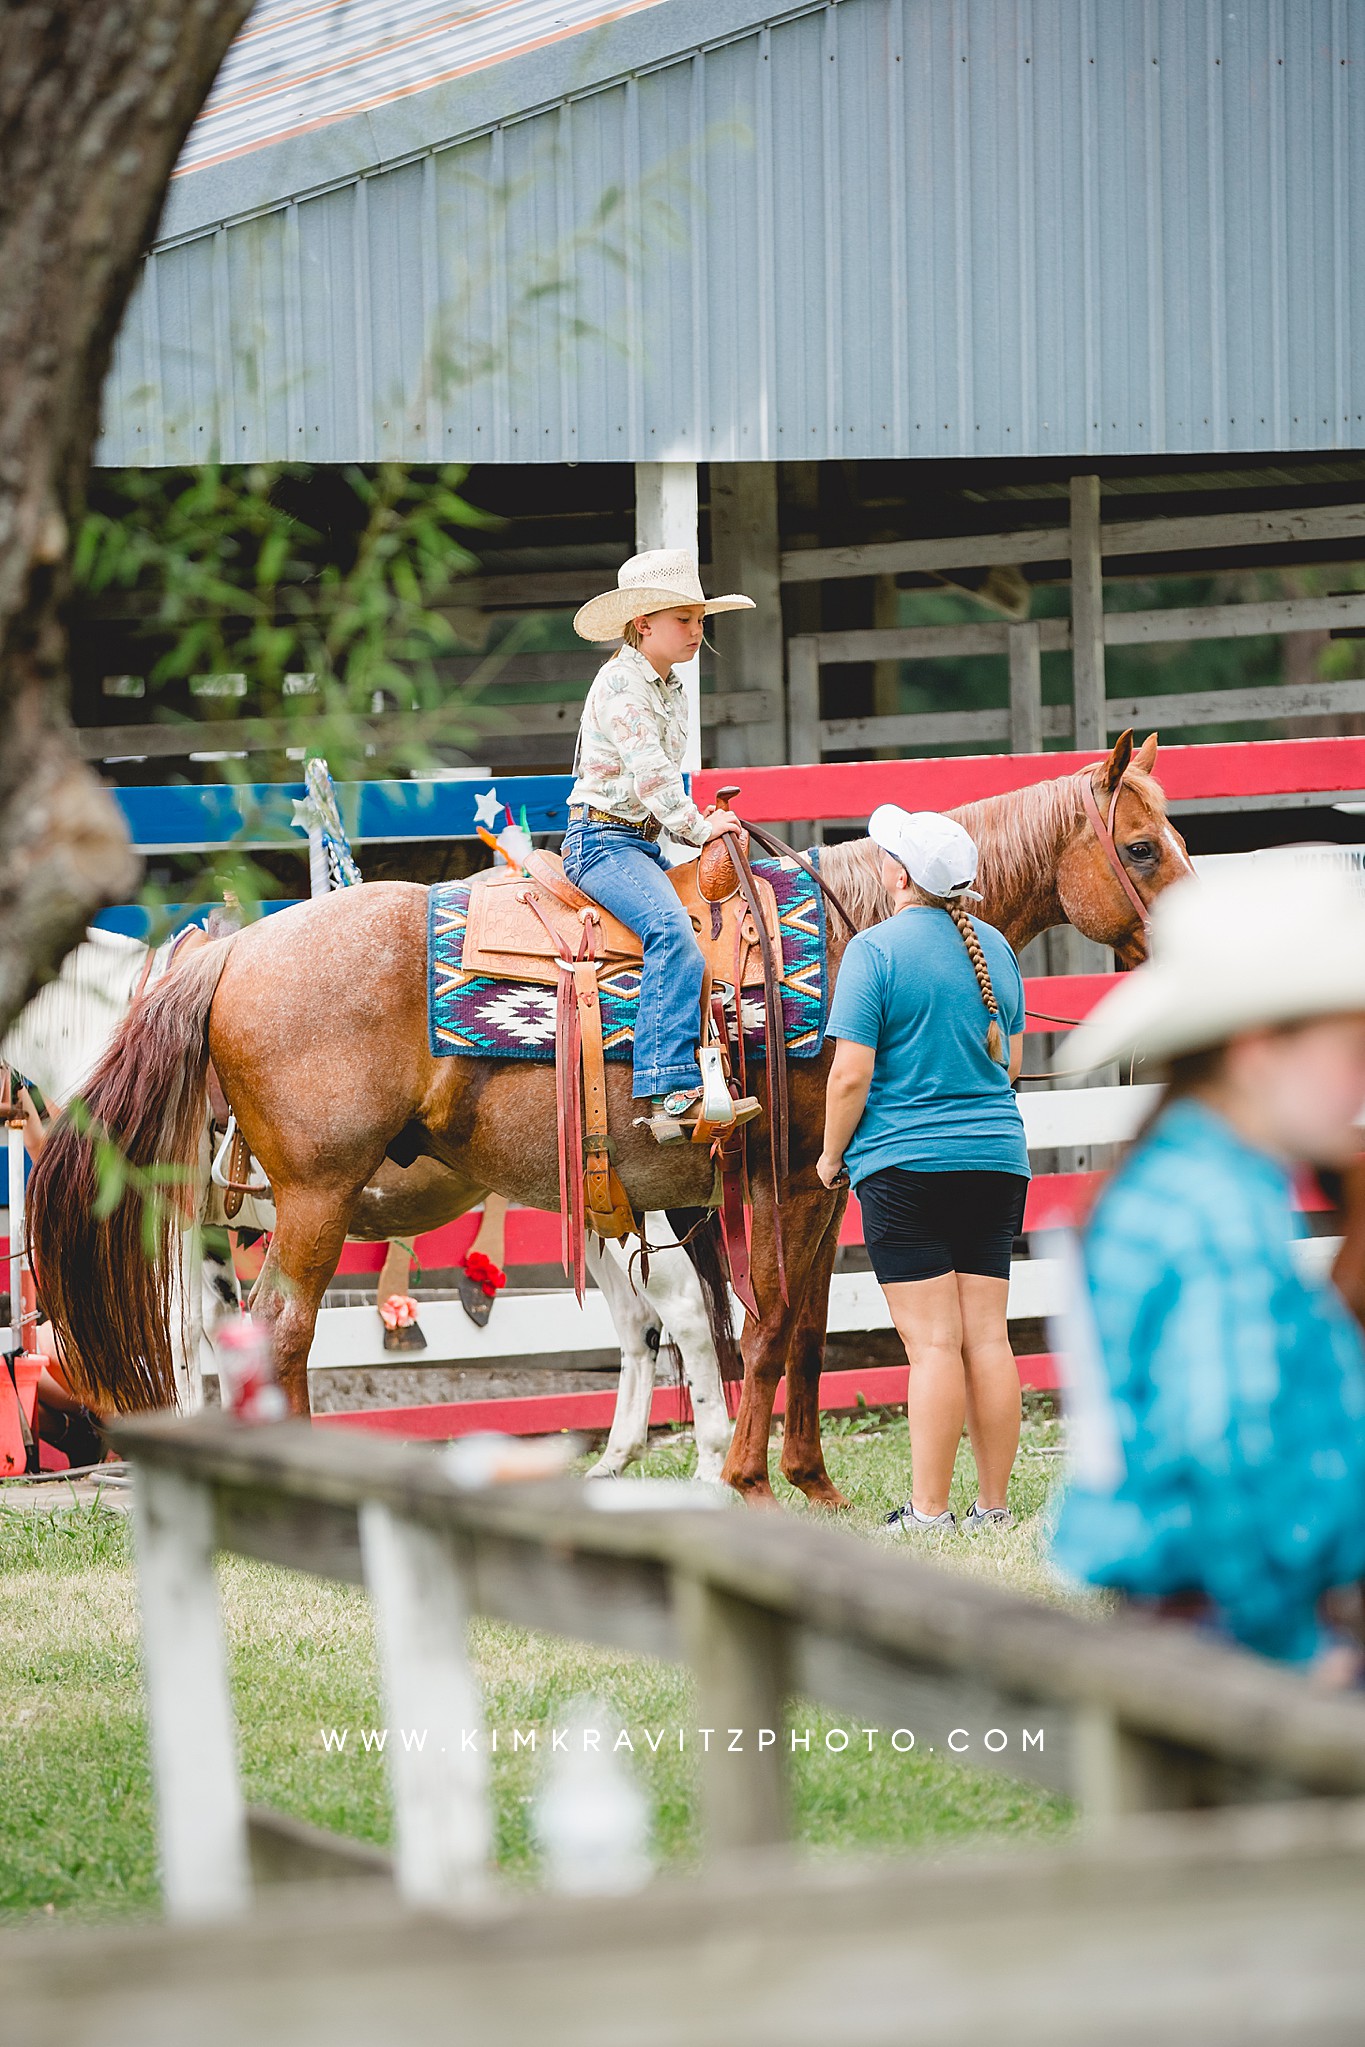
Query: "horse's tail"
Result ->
[[27, 939, 236, 1412], [669, 1208, 743, 1388]]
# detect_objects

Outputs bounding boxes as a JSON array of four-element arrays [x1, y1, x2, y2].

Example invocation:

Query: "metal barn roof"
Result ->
[[98, 0, 1365, 468], [175, 1, 669, 175]]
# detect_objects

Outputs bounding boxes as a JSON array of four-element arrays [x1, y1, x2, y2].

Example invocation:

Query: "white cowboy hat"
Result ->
[[573, 549, 755, 644], [868, 805, 983, 901], [1058, 850, 1365, 1074]]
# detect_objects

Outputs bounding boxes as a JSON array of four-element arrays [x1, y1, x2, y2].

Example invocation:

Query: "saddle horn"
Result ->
[[697, 785, 749, 904]]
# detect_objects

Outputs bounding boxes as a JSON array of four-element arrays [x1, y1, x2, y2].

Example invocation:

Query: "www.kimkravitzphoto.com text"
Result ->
[[318, 1724, 1048, 1758]]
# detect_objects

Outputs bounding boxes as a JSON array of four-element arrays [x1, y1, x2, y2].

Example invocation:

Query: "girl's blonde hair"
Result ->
[[904, 875, 1006, 1065]]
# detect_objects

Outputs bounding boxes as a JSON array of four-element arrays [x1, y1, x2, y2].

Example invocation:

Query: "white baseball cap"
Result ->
[[868, 805, 983, 901]]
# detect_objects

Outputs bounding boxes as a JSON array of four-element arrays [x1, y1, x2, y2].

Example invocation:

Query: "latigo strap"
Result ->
[[522, 888, 638, 1299]]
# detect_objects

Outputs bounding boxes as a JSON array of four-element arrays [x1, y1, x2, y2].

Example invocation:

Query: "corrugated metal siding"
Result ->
[[99, 0, 1365, 466]]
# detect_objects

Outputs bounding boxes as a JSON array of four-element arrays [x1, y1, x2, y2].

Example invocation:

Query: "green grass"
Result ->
[[0, 1406, 1081, 1921]]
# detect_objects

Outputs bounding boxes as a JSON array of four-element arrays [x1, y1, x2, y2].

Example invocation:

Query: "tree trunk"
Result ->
[[0, 2, 254, 1032]]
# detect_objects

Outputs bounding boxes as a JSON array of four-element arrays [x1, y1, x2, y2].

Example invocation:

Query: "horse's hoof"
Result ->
[[725, 1477, 779, 1508], [790, 1478, 851, 1511]]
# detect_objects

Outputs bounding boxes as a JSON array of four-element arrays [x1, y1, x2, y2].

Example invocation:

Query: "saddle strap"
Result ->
[[526, 892, 636, 1295], [525, 847, 596, 914], [741, 821, 860, 938], [522, 889, 589, 1295], [222, 1125, 254, 1221], [711, 984, 758, 1320], [558, 956, 586, 1297], [574, 956, 635, 1241], [728, 834, 788, 1306]]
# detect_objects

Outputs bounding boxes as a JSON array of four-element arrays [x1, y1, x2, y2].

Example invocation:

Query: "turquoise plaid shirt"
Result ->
[[1051, 1098, 1365, 1664]]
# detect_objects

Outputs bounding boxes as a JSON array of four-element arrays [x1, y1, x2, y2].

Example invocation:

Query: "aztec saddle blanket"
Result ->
[[428, 854, 828, 1063]]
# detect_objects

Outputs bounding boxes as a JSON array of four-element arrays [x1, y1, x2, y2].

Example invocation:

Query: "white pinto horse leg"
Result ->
[[587, 1218, 734, 1483], [629, 1217, 733, 1484], [585, 1233, 665, 1478]]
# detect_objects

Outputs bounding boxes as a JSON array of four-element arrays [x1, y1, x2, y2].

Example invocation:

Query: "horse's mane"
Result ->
[[814, 765, 1168, 934], [816, 840, 893, 931], [953, 764, 1165, 907]]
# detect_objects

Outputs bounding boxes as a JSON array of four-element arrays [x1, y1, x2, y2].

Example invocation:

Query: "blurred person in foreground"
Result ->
[[1050, 853, 1365, 1684]]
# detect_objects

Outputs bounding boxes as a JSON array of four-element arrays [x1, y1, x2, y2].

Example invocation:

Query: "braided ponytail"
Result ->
[[945, 897, 1006, 1065]]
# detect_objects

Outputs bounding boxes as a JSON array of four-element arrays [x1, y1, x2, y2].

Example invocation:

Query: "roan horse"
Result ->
[[29, 732, 1192, 1505], [5, 927, 734, 1476]]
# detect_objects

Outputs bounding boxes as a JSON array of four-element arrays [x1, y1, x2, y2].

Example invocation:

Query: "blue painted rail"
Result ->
[[111, 774, 577, 854]]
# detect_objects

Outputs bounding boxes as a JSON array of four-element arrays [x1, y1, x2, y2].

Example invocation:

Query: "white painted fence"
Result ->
[[306, 1082, 1339, 1375]]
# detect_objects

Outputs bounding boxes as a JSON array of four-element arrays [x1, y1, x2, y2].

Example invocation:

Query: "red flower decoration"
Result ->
[[379, 1293, 420, 1331], [461, 1250, 507, 1297]]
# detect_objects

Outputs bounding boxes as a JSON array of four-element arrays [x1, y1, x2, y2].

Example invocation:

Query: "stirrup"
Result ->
[[636, 1087, 763, 1146], [636, 1085, 703, 1146]]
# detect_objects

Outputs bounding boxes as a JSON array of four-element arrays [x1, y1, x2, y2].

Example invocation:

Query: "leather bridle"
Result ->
[[1080, 772, 1152, 934]]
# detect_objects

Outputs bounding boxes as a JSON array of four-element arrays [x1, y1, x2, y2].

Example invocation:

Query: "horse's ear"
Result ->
[[1097, 729, 1134, 792], [1131, 731, 1158, 776]]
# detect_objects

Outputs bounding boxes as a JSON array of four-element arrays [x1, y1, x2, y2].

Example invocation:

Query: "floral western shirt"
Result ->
[[1050, 1098, 1365, 1664], [567, 643, 706, 845]]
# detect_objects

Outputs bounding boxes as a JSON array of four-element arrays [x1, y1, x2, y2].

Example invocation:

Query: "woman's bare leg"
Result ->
[[882, 1273, 965, 1518], [957, 1271, 1020, 1512]]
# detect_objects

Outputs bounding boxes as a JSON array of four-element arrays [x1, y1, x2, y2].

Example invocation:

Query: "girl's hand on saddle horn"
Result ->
[[702, 807, 744, 840]]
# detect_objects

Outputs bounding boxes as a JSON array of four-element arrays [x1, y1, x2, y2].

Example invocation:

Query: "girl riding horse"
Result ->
[[565, 549, 762, 1141]]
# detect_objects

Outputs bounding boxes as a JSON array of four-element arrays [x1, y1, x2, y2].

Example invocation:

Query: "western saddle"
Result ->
[[462, 805, 789, 1311]]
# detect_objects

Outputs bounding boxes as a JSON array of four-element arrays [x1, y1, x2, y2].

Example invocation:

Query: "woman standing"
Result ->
[[1050, 855, 1365, 1678], [818, 807, 1029, 1536]]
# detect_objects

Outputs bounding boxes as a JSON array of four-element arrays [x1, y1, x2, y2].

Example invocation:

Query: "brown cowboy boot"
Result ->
[[640, 1084, 763, 1145]]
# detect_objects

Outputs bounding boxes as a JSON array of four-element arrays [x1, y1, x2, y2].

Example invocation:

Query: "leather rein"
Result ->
[[738, 820, 861, 938], [1079, 772, 1152, 933]]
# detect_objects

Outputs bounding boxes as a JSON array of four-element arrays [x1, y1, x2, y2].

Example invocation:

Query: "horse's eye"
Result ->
[[1124, 840, 1156, 864]]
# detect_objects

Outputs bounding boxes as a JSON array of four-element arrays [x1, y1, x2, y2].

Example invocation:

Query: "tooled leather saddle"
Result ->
[[460, 849, 782, 992]]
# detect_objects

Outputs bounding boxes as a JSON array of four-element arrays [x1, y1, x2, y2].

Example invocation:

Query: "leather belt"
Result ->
[[567, 805, 661, 842]]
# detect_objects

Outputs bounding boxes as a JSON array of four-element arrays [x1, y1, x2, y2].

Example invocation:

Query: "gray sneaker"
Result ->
[[885, 1502, 958, 1536], [962, 1500, 1014, 1532]]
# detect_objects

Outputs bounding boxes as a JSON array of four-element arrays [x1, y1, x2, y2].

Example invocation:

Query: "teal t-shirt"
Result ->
[[824, 907, 1030, 1184]]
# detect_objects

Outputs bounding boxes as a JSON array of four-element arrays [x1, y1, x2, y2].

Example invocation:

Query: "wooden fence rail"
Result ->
[[114, 1414, 1365, 1925], [790, 592, 1365, 766]]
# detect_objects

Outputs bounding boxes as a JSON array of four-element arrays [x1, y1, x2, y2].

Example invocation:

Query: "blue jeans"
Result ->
[[561, 822, 704, 1098]]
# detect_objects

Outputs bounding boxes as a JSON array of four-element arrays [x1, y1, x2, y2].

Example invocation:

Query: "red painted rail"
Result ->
[[315, 1351, 1067, 1440], [1021, 974, 1114, 1032], [694, 734, 1365, 821]]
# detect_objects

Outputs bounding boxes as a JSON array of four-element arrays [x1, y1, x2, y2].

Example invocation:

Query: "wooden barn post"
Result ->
[[1069, 473, 1107, 750], [635, 462, 701, 771]]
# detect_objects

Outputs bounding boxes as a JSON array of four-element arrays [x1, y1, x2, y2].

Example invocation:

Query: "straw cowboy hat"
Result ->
[[1058, 850, 1365, 1074], [573, 549, 755, 643]]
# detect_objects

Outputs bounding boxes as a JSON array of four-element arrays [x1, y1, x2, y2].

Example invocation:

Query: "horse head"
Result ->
[[1055, 731, 1194, 967]]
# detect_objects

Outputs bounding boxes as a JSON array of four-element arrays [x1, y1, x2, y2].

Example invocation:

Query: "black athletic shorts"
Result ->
[[856, 1168, 1029, 1285]]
